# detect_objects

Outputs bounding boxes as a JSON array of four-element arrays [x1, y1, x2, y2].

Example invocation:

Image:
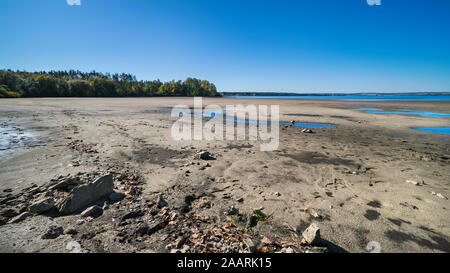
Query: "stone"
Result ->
[[121, 210, 144, 221], [285, 247, 294, 253], [108, 191, 125, 202], [226, 206, 239, 216], [29, 197, 55, 214], [81, 205, 103, 218], [41, 224, 64, 239], [8, 212, 32, 224], [157, 194, 168, 208], [128, 186, 137, 195], [66, 240, 86, 253], [76, 219, 85, 225], [0, 208, 19, 218], [57, 174, 114, 215], [244, 238, 256, 252], [64, 227, 78, 235], [48, 177, 81, 191], [431, 192, 448, 200], [195, 151, 214, 160], [406, 180, 424, 186], [302, 223, 321, 245]]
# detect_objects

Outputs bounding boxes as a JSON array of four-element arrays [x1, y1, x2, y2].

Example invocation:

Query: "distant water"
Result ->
[[351, 108, 450, 118], [411, 128, 450, 135], [226, 95, 450, 101]]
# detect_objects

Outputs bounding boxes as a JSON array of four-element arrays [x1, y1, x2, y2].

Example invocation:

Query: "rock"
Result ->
[[108, 191, 125, 202], [406, 180, 424, 186], [226, 206, 239, 216], [165, 244, 173, 250], [171, 244, 190, 253], [8, 212, 32, 224], [57, 174, 114, 215], [48, 177, 81, 191], [76, 219, 85, 225], [41, 224, 64, 239], [305, 246, 328, 253], [121, 210, 144, 221], [64, 227, 78, 235], [128, 186, 137, 196], [195, 151, 214, 160], [0, 208, 19, 218], [302, 129, 314, 133], [243, 238, 256, 252], [431, 191, 448, 200], [81, 205, 103, 218], [29, 197, 55, 214], [66, 240, 86, 253], [302, 223, 321, 245], [157, 195, 168, 208]]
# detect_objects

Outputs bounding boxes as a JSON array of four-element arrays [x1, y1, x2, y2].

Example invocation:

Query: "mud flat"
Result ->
[[0, 97, 449, 253]]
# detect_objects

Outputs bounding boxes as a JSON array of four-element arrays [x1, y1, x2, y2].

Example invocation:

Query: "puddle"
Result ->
[[411, 127, 450, 135], [351, 108, 450, 118], [0, 122, 41, 159], [193, 110, 336, 128]]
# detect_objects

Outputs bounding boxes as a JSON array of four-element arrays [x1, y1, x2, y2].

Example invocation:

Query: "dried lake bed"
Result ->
[[0, 97, 449, 253]]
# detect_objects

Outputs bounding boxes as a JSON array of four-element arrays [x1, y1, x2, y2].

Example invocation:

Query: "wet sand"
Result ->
[[0, 97, 449, 253]]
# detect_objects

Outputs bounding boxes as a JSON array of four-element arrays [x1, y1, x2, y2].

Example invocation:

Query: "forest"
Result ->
[[0, 69, 220, 98]]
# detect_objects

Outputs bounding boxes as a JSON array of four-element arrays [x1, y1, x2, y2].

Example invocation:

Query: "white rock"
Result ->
[[302, 223, 321, 245]]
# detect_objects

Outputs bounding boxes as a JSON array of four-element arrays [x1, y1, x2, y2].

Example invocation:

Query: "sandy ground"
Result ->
[[0, 97, 449, 253]]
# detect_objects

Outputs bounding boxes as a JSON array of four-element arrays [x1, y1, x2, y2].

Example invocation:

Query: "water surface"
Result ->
[[351, 108, 450, 118], [193, 110, 336, 128], [411, 128, 450, 135], [0, 122, 40, 160], [225, 95, 450, 101]]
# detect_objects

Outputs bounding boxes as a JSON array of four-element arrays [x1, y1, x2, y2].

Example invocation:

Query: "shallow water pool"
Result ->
[[411, 127, 450, 135], [197, 111, 336, 128], [351, 108, 450, 118]]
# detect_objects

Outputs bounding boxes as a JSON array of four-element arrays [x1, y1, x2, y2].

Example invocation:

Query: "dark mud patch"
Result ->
[[385, 230, 450, 252], [139, 107, 173, 115], [280, 152, 357, 167], [131, 145, 193, 166], [364, 210, 380, 221], [387, 218, 411, 227], [367, 200, 382, 208], [285, 113, 322, 117], [224, 143, 254, 150]]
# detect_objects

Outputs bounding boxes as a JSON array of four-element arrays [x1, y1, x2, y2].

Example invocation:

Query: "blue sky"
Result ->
[[1, 0, 449, 93]]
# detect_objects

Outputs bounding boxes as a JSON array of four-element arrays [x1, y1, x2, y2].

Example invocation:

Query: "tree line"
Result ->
[[0, 69, 221, 98]]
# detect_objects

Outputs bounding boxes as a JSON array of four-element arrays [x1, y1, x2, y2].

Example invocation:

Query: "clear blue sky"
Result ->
[[1, 0, 449, 93]]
